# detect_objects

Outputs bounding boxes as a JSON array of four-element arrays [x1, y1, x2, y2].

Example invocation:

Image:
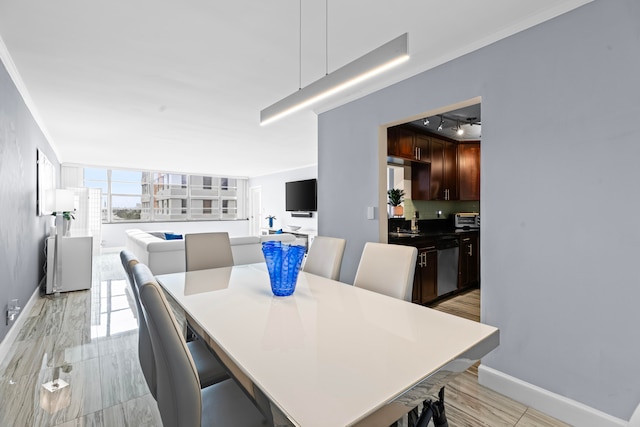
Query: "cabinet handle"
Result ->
[[419, 252, 427, 268], [468, 244, 473, 257]]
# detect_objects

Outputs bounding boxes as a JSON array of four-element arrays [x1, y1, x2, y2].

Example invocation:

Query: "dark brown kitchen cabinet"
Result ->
[[414, 133, 431, 162], [430, 138, 458, 200], [459, 233, 479, 289], [411, 162, 430, 200], [388, 126, 430, 162], [458, 142, 480, 201], [412, 246, 438, 304], [388, 127, 415, 159]]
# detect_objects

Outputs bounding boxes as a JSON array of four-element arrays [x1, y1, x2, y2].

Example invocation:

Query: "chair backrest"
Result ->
[[126, 256, 157, 398], [120, 249, 139, 293], [353, 242, 418, 301], [185, 232, 234, 271], [302, 236, 346, 280], [135, 263, 202, 427]]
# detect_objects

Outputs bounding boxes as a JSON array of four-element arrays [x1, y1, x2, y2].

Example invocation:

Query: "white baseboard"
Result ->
[[0, 286, 41, 365], [478, 365, 628, 427]]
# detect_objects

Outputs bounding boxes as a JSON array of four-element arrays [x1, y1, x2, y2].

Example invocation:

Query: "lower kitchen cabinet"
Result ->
[[459, 233, 479, 288], [413, 246, 438, 304]]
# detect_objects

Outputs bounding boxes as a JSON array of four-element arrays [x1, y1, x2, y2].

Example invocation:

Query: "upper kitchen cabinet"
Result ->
[[414, 133, 431, 162], [388, 126, 430, 162], [458, 142, 480, 200], [430, 138, 458, 200]]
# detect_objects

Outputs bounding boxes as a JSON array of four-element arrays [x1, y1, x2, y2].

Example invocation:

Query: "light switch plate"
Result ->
[[367, 206, 375, 220]]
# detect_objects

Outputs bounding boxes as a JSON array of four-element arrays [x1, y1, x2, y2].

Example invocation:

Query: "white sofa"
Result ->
[[125, 229, 296, 275]]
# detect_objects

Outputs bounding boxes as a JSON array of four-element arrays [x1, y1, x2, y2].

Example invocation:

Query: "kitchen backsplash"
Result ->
[[401, 199, 479, 220]]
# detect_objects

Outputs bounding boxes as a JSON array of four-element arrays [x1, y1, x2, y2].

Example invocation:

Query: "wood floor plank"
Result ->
[[445, 371, 527, 424], [515, 407, 571, 427]]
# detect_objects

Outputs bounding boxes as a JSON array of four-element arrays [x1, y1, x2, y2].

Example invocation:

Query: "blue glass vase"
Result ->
[[262, 241, 306, 296]]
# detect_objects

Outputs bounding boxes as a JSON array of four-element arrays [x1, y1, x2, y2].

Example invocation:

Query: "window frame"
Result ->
[[82, 167, 248, 223]]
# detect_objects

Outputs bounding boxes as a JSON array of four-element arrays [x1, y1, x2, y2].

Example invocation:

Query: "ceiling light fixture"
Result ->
[[437, 116, 444, 131], [456, 120, 464, 135], [423, 118, 430, 126], [260, 32, 409, 125]]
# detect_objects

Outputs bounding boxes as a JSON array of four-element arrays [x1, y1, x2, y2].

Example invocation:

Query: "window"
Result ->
[[111, 170, 143, 221], [82, 167, 247, 223], [84, 168, 109, 221]]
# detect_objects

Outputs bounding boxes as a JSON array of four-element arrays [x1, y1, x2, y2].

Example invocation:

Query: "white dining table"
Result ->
[[155, 263, 499, 427]]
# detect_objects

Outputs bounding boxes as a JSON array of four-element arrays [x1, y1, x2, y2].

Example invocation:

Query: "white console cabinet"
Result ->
[[46, 235, 93, 294]]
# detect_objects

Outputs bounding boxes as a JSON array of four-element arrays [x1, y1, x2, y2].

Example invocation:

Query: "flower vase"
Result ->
[[268, 217, 274, 228], [262, 241, 306, 296]]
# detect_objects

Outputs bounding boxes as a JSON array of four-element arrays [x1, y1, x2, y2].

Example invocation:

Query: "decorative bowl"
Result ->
[[286, 225, 301, 231]]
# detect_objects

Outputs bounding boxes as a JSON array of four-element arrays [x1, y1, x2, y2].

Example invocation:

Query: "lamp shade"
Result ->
[[53, 189, 75, 212]]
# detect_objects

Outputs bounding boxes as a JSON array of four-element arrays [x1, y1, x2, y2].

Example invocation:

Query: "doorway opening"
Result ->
[[382, 98, 481, 319]]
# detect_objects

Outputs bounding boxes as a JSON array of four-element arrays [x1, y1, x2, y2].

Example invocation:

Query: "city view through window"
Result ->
[[83, 168, 247, 223]]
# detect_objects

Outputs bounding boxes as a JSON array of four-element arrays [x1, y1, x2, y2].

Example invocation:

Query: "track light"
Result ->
[[423, 118, 429, 126], [456, 120, 464, 135], [437, 116, 444, 131]]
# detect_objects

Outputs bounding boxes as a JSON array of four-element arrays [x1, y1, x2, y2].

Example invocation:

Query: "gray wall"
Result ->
[[318, 0, 640, 420], [0, 59, 59, 342]]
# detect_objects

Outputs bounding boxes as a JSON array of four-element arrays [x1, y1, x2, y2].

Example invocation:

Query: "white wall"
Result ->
[[249, 165, 318, 233], [101, 220, 250, 247], [318, 0, 640, 422]]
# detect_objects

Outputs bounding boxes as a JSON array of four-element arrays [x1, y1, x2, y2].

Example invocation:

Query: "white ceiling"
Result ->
[[0, 0, 591, 177]]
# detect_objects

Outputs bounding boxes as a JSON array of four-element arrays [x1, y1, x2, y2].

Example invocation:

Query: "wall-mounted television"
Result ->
[[285, 179, 317, 212]]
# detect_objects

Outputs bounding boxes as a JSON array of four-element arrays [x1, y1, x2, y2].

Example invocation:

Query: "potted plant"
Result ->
[[387, 189, 405, 217]]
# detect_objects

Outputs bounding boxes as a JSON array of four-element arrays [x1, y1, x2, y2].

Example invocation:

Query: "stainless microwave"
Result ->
[[454, 213, 480, 229]]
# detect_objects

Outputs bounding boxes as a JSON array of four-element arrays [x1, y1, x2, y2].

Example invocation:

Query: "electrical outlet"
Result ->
[[6, 299, 20, 325]]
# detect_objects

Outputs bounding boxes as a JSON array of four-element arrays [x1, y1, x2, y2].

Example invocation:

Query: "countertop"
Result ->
[[388, 227, 479, 246]]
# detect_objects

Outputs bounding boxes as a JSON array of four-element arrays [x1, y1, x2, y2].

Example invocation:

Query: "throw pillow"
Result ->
[[165, 233, 183, 240]]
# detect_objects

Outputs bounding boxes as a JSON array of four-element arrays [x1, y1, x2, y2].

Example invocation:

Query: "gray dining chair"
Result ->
[[124, 253, 228, 397], [120, 250, 156, 395], [185, 232, 234, 271], [302, 236, 346, 280], [136, 266, 269, 427], [353, 242, 418, 302]]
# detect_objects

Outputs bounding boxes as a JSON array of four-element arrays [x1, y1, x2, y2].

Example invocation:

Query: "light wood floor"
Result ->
[[0, 250, 569, 426]]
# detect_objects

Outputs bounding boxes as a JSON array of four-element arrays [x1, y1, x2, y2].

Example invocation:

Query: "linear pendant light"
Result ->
[[260, 33, 409, 126]]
